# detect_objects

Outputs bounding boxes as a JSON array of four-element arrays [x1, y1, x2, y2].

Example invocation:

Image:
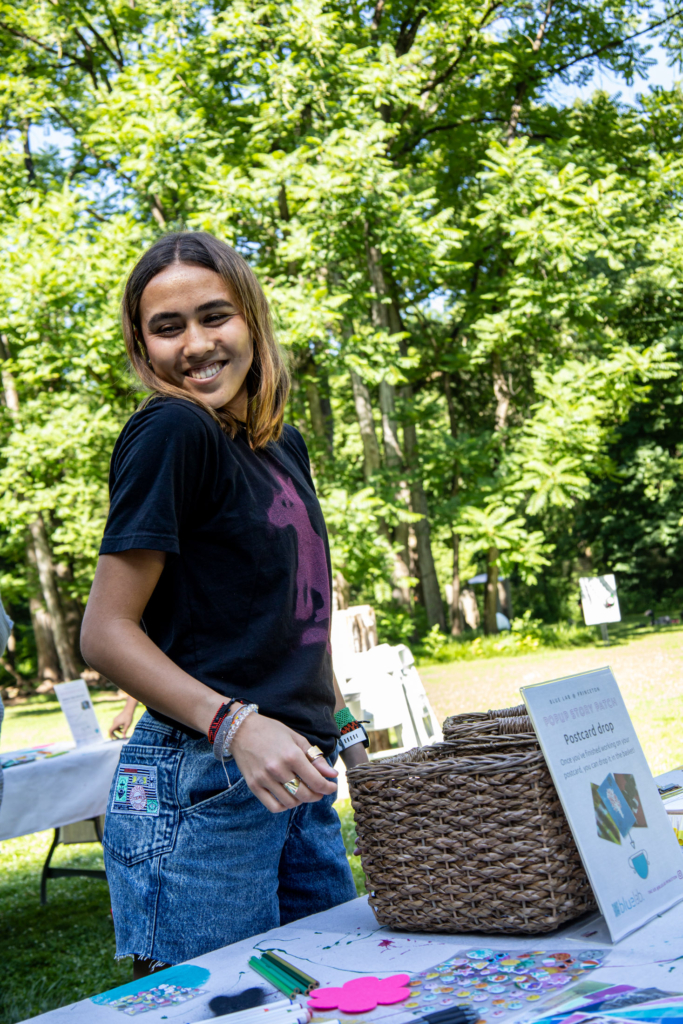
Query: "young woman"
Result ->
[[81, 232, 369, 977]]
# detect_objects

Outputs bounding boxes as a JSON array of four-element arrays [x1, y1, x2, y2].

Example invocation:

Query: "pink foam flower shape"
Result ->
[[308, 974, 411, 1014]]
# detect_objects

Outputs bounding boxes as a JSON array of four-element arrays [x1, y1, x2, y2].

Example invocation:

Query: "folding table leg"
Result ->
[[40, 828, 62, 906], [39, 818, 107, 904]]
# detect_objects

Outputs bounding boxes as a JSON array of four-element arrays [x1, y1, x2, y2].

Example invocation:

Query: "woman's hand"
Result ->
[[229, 712, 338, 813], [109, 694, 139, 739]]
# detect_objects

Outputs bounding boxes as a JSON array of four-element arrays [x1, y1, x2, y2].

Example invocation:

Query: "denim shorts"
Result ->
[[103, 711, 357, 965]]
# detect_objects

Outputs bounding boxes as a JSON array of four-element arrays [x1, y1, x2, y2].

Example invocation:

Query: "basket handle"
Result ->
[[487, 704, 527, 719], [497, 715, 535, 735]]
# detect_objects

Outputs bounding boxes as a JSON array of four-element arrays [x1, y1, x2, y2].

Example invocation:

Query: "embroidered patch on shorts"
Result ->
[[111, 764, 159, 816]]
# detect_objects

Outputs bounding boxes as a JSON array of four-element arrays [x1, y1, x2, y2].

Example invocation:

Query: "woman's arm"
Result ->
[[81, 550, 337, 812], [332, 672, 370, 769]]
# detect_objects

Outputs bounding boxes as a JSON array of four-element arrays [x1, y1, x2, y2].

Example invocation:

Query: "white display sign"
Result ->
[[54, 679, 104, 746], [579, 574, 621, 625], [522, 666, 683, 942]]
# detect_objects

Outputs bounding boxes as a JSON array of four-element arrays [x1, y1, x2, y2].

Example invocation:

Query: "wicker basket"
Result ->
[[441, 704, 539, 754], [347, 705, 596, 935]]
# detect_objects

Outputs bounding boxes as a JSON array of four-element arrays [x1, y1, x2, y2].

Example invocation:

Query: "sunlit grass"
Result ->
[[0, 829, 130, 1024], [3, 631, 681, 1023]]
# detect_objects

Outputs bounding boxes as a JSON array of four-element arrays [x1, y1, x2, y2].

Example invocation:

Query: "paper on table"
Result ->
[[53, 679, 103, 746], [311, 946, 611, 1024], [655, 768, 683, 808], [0, 742, 71, 768]]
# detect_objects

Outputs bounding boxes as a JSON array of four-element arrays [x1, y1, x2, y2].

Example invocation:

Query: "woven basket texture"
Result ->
[[441, 704, 540, 754], [347, 705, 597, 935]]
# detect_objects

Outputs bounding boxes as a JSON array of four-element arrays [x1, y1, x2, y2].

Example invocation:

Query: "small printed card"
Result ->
[[522, 667, 683, 942], [53, 679, 103, 746]]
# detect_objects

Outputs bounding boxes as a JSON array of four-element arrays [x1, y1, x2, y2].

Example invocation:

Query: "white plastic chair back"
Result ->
[[335, 643, 442, 753]]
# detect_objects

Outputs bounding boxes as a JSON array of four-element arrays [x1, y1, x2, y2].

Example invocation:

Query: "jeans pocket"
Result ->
[[103, 744, 182, 867]]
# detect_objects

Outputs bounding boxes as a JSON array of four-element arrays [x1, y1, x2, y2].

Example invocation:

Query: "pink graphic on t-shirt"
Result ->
[[267, 470, 330, 646]]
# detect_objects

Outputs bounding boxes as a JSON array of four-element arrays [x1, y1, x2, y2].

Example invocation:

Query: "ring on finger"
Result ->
[[306, 745, 324, 763], [283, 777, 300, 797]]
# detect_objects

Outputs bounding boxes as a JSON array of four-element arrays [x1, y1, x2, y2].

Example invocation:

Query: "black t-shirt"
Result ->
[[100, 398, 338, 753]]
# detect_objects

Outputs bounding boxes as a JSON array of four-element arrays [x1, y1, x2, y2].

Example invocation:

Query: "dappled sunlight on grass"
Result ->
[[421, 630, 683, 776], [2, 633, 681, 1022]]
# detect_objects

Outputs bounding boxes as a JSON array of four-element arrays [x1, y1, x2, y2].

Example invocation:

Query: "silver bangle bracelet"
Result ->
[[212, 702, 258, 764], [212, 705, 241, 762], [223, 702, 258, 758]]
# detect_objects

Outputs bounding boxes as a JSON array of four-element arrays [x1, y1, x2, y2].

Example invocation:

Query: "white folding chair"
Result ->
[[336, 643, 442, 757]]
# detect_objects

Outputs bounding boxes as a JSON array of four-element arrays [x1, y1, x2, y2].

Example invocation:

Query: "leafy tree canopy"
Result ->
[[2, 0, 683, 683]]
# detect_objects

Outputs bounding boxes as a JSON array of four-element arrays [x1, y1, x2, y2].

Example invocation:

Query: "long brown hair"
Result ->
[[121, 232, 289, 448]]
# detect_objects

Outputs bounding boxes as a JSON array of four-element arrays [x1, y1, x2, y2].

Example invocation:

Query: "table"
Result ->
[[0, 739, 124, 842], [22, 893, 683, 1024]]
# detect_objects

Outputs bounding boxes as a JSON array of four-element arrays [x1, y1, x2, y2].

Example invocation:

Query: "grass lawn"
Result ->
[[0, 692, 363, 1024], [420, 628, 683, 775], [1, 631, 681, 1023]]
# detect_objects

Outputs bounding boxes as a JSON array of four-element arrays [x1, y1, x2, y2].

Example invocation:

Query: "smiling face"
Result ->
[[139, 262, 253, 417]]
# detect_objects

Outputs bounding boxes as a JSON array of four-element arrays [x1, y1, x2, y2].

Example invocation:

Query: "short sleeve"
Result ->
[[280, 424, 313, 479], [100, 400, 215, 556]]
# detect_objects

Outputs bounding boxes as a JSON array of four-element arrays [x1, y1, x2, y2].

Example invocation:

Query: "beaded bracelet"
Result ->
[[212, 702, 258, 764], [212, 704, 242, 762], [208, 699, 241, 745], [334, 707, 356, 730], [223, 703, 258, 758]]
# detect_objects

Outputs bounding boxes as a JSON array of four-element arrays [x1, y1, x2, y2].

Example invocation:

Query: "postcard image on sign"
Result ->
[[521, 667, 683, 942]]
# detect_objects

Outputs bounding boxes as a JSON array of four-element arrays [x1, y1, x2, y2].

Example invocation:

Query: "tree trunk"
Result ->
[[305, 376, 331, 457], [484, 548, 500, 635], [348, 370, 410, 602], [319, 392, 334, 454], [0, 334, 19, 413], [29, 515, 79, 680], [504, 0, 553, 143], [350, 371, 381, 482], [304, 357, 333, 458], [443, 371, 464, 634], [2, 340, 81, 681], [29, 596, 60, 682], [492, 351, 511, 433], [306, 375, 326, 441], [404, 418, 445, 630], [287, 369, 309, 438], [460, 587, 481, 630], [450, 533, 464, 635], [54, 561, 85, 669], [332, 572, 350, 611], [363, 222, 442, 616], [378, 380, 402, 466], [377, 379, 411, 596]]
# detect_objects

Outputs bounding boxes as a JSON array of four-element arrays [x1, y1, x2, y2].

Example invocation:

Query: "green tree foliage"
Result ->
[[1, 0, 683, 685]]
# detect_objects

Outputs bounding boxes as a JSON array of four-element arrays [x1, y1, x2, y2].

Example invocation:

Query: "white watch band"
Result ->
[[340, 727, 367, 750]]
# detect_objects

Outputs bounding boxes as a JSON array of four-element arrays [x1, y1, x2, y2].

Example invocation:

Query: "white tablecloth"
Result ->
[[22, 894, 683, 1023], [0, 740, 124, 841]]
